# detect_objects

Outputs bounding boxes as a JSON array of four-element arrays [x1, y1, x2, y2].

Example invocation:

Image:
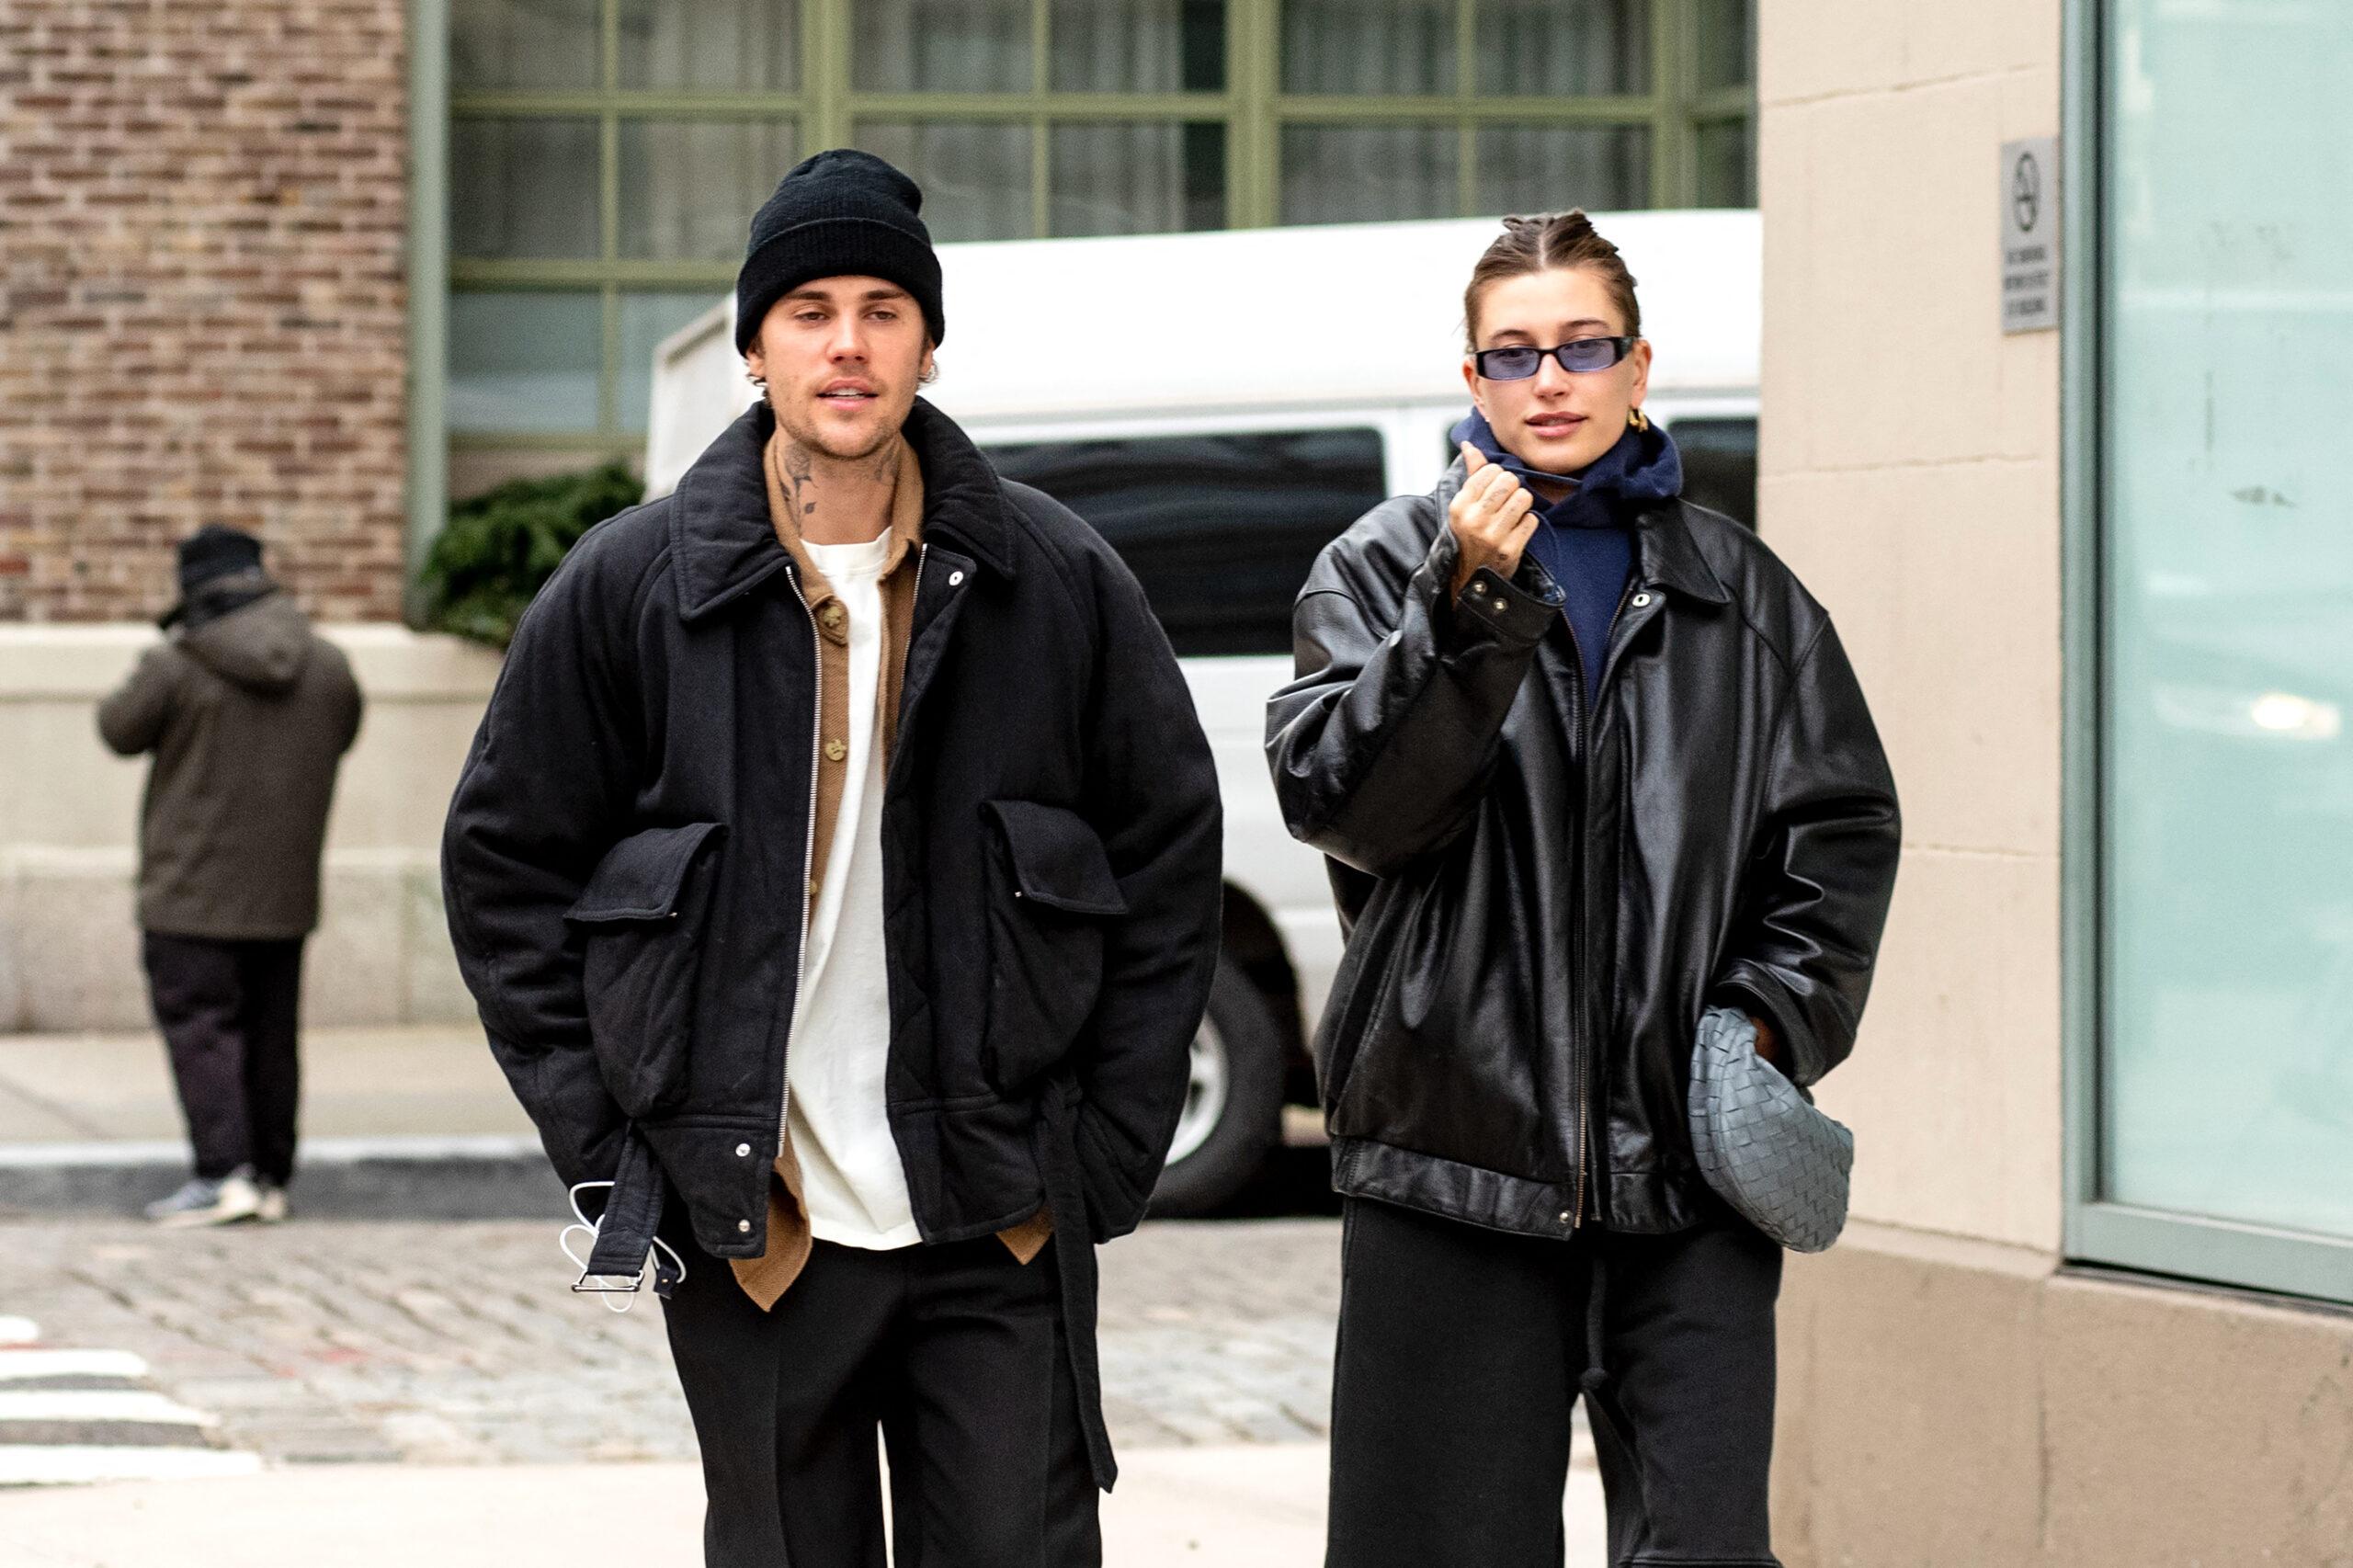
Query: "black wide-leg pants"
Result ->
[[661, 1233, 1102, 1568], [142, 930, 304, 1185], [1327, 1195, 1783, 1568]]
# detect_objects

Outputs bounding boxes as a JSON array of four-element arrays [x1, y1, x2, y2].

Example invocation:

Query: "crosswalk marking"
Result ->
[[0, 1321, 258, 1488], [0, 1349, 151, 1383]]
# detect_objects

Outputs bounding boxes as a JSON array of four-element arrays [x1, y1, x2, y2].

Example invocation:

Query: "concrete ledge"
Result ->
[[0, 1135, 566, 1221], [1775, 1225, 2353, 1567]]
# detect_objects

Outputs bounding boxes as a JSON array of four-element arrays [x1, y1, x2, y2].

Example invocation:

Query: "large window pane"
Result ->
[[620, 119, 797, 261], [450, 118, 601, 261], [1475, 0, 1651, 97], [1279, 124, 1455, 224], [1696, 118, 1754, 207], [987, 428, 1388, 658], [619, 0, 800, 92], [1280, 0, 1453, 96], [853, 0, 1032, 92], [1051, 123, 1225, 237], [1051, 0, 1226, 93], [2101, 0, 2353, 1242], [620, 291, 726, 434], [852, 121, 1032, 241], [1475, 124, 1648, 215], [452, 0, 598, 92], [449, 291, 603, 434], [1694, 0, 1755, 93]]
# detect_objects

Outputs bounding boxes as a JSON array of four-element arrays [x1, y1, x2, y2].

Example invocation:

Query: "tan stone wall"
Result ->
[[0, 0, 411, 623], [1757, 0, 2066, 1253]]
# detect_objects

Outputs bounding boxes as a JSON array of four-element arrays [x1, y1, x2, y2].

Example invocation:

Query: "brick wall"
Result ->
[[0, 0, 410, 623]]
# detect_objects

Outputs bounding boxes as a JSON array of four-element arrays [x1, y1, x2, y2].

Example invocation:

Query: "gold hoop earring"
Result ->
[[1629, 407, 1650, 432]]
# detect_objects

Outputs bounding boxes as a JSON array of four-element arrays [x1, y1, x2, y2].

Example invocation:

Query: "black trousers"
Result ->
[[661, 1233, 1101, 1568], [141, 931, 304, 1185], [1327, 1196, 1783, 1568]]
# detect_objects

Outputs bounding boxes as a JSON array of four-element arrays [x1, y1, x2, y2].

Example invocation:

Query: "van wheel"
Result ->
[[1151, 953, 1285, 1218]]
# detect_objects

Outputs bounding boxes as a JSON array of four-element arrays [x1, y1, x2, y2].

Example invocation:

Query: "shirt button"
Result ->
[[948, 570, 964, 586], [821, 603, 845, 628], [735, 1143, 751, 1157], [1558, 1210, 1574, 1224], [824, 739, 847, 762], [737, 1219, 753, 1233], [1631, 591, 1653, 608]]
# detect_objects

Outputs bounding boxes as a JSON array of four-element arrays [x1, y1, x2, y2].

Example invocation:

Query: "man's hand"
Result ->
[[1749, 1014, 1781, 1068], [1449, 442, 1540, 601]]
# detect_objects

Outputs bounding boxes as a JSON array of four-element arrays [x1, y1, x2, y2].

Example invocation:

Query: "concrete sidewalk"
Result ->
[[0, 1447, 1608, 1565], [0, 1027, 563, 1218]]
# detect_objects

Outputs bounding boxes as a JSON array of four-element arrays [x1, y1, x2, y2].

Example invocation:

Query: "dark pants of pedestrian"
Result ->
[[660, 1231, 1101, 1568], [141, 931, 304, 1186], [1326, 1195, 1783, 1568]]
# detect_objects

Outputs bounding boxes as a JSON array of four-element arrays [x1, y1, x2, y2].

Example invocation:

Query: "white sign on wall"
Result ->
[[2001, 136, 2060, 333]]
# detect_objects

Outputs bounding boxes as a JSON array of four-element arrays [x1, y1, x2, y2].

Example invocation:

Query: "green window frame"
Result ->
[[412, 0, 1756, 573], [2060, 0, 2353, 1307]]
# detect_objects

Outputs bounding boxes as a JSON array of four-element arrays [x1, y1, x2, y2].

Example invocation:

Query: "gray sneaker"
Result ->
[[145, 1166, 263, 1228], [256, 1183, 289, 1224]]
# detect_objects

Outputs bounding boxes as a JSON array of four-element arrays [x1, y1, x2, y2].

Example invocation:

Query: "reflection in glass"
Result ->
[[1696, 119, 1754, 207], [852, 122, 1032, 242], [619, 0, 800, 91], [1051, 123, 1225, 237], [1694, 0, 1756, 92], [450, 119, 601, 261], [620, 292, 726, 434], [1279, 125, 1456, 225], [1280, 0, 1453, 96], [452, 0, 598, 92], [1666, 417, 1756, 530], [620, 120, 798, 261], [1476, 0, 1651, 97], [449, 291, 604, 434], [1475, 126, 1648, 216], [989, 429, 1389, 657], [2101, 0, 2353, 1242], [1051, 0, 1226, 92], [854, 0, 1032, 92]]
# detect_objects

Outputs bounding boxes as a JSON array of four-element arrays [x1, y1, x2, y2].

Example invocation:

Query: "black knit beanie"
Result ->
[[176, 524, 263, 594], [734, 149, 945, 354]]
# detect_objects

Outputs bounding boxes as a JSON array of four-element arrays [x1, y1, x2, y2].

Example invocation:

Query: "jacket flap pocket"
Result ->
[[984, 801, 1128, 916], [565, 822, 725, 924]]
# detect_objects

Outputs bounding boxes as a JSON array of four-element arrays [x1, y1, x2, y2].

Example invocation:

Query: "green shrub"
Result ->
[[418, 461, 644, 648]]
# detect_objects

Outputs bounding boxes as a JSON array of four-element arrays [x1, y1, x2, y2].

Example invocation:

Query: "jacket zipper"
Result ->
[[1555, 573, 1641, 1229], [779, 565, 823, 1163]]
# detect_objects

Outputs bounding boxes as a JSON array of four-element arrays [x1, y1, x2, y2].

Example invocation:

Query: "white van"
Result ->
[[643, 211, 1760, 1213]]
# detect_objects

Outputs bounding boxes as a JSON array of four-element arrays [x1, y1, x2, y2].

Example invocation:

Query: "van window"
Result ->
[[1668, 416, 1757, 530], [986, 427, 1389, 657]]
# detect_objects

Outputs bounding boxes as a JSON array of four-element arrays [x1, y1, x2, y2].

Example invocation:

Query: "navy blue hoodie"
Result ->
[[1448, 408, 1684, 699]]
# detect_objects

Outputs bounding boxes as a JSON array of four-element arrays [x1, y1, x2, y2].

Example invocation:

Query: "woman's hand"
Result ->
[[1449, 442, 1540, 602]]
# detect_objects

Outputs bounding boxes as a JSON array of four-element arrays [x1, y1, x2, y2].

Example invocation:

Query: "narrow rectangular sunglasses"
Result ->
[[1472, 336, 1637, 381]]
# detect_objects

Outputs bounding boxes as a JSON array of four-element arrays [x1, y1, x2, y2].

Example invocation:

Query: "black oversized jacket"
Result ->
[[1267, 458, 1900, 1236], [441, 398, 1222, 1269]]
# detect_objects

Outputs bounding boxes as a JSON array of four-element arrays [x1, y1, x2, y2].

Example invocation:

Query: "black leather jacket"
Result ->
[[1267, 459, 1900, 1236]]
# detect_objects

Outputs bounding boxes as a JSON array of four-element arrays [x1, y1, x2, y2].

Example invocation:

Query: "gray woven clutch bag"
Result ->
[[1688, 1006, 1853, 1253]]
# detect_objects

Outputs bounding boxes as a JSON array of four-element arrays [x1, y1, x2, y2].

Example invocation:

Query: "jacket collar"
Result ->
[[671, 395, 1017, 623], [1429, 455, 1731, 607], [1632, 498, 1732, 605]]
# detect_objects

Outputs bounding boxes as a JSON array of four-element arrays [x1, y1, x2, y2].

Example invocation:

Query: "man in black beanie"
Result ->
[[444, 149, 1222, 1566], [100, 525, 363, 1226]]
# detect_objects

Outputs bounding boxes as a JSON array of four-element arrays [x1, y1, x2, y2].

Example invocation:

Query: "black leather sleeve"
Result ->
[[440, 537, 648, 1188], [1711, 619, 1902, 1086], [1267, 523, 1561, 879]]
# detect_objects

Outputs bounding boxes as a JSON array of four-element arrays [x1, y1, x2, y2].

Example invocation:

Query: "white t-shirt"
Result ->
[[787, 529, 920, 1250]]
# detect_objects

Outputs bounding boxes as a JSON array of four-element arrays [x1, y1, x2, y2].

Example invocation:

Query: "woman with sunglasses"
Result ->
[[1268, 210, 1902, 1567]]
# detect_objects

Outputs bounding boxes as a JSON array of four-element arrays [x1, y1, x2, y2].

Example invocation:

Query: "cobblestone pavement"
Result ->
[[0, 1218, 1341, 1466]]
